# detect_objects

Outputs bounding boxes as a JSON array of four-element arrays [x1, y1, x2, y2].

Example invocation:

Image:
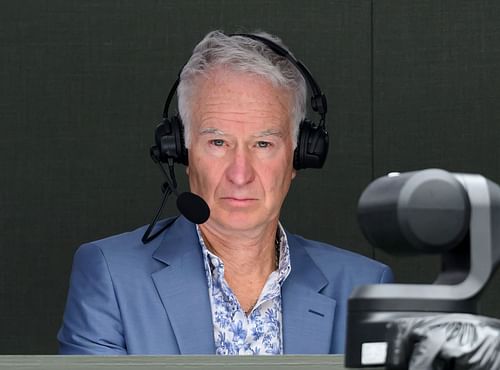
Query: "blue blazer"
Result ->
[[58, 216, 393, 354]]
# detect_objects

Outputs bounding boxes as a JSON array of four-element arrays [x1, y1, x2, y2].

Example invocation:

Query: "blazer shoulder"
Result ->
[[73, 216, 199, 277], [73, 218, 179, 276], [287, 233, 393, 284], [85, 224, 149, 251], [78, 216, 181, 257]]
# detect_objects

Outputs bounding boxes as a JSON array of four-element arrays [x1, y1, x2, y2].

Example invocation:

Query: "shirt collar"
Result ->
[[196, 223, 291, 284]]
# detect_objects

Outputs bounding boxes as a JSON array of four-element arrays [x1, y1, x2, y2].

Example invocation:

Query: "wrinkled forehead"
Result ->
[[192, 67, 294, 113], [194, 73, 292, 129]]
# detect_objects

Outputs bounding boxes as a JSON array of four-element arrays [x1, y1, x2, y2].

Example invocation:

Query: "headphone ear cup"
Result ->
[[154, 114, 189, 165], [171, 114, 188, 165], [293, 119, 329, 170]]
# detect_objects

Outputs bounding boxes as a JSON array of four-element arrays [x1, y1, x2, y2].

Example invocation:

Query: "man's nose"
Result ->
[[225, 148, 255, 185]]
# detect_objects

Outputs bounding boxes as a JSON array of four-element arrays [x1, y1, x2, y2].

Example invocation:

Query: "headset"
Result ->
[[151, 33, 329, 171]]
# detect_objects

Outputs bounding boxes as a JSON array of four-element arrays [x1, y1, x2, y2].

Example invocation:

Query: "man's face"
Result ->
[[187, 68, 296, 234]]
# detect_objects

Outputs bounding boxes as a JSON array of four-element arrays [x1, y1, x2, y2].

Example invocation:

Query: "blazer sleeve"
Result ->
[[57, 243, 127, 354]]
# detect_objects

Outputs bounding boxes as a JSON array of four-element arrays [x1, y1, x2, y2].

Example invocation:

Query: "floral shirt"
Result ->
[[197, 224, 291, 355]]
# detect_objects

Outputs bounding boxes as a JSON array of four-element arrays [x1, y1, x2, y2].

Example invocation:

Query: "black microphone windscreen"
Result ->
[[176, 192, 210, 224]]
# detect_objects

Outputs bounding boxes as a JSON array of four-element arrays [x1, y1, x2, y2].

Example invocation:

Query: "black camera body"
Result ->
[[345, 169, 500, 367]]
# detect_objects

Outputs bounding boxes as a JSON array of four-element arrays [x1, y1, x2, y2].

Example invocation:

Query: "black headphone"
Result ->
[[151, 33, 329, 170]]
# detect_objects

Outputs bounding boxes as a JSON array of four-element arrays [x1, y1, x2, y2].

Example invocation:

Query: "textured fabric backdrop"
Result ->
[[0, 0, 499, 353]]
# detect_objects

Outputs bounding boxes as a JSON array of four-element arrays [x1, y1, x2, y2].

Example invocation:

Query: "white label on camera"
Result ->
[[361, 342, 387, 365]]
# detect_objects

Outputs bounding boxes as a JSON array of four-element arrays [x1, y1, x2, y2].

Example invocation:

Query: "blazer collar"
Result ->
[[151, 216, 215, 354], [282, 232, 337, 354]]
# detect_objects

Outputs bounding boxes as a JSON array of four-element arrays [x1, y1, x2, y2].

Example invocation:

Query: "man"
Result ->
[[58, 30, 393, 355]]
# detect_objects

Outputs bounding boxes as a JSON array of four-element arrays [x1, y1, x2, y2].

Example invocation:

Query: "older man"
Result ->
[[58, 30, 393, 355]]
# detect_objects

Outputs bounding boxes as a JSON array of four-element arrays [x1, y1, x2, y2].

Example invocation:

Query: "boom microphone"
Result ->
[[142, 187, 210, 244], [176, 192, 210, 225], [160, 177, 210, 224]]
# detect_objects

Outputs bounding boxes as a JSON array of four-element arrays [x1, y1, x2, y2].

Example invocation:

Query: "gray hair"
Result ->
[[177, 30, 307, 148]]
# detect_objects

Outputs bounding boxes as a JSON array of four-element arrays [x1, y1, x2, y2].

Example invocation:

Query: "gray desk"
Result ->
[[0, 356, 382, 370]]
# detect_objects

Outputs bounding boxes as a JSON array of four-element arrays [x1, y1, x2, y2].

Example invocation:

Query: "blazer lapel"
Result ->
[[151, 217, 215, 354], [282, 234, 336, 354]]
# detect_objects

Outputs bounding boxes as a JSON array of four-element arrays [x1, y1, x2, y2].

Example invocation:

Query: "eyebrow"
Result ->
[[198, 127, 285, 138], [253, 129, 284, 138], [199, 128, 226, 136]]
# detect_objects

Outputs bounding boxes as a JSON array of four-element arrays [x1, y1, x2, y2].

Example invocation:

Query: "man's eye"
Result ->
[[256, 141, 271, 148], [210, 139, 225, 147]]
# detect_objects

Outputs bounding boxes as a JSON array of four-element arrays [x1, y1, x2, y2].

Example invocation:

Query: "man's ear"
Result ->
[[186, 166, 190, 176], [291, 169, 296, 180]]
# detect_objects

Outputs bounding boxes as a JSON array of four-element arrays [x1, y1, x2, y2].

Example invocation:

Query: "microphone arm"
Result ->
[[141, 159, 179, 244], [142, 146, 211, 244], [141, 185, 176, 244]]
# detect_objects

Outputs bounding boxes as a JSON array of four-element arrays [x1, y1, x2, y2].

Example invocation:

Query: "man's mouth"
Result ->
[[221, 197, 258, 206]]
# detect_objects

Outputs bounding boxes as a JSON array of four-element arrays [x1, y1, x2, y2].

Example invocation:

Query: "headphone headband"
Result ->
[[230, 33, 328, 124]]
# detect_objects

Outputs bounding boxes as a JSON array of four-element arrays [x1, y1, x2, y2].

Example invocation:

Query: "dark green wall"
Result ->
[[1, 0, 499, 354]]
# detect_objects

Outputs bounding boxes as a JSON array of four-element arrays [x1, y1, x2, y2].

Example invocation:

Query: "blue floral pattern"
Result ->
[[197, 224, 291, 355]]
